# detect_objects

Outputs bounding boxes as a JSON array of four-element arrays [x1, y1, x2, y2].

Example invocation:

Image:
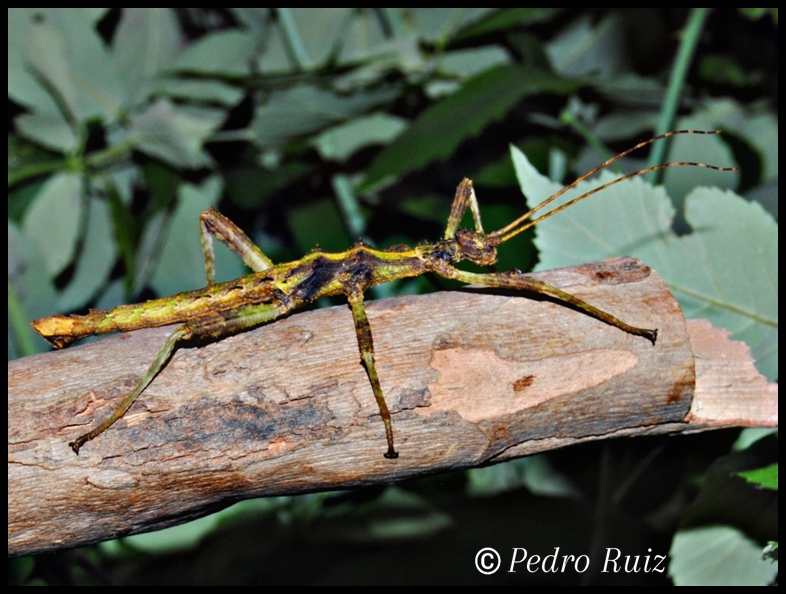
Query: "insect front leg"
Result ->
[[346, 290, 398, 459], [437, 265, 657, 344], [444, 178, 485, 240], [200, 207, 275, 286]]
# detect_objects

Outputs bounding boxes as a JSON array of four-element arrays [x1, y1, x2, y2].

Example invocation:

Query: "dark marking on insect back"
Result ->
[[292, 257, 344, 302]]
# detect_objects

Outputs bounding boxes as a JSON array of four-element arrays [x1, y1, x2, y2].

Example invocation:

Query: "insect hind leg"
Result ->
[[69, 325, 193, 454]]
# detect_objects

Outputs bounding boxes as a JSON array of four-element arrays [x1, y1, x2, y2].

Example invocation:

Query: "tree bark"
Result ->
[[8, 257, 776, 557]]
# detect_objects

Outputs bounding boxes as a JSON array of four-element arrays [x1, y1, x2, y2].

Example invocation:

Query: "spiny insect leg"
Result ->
[[444, 178, 485, 240], [69, 325, 194, 454], [200, 207, 274, 286], [347, 290, 398, 459], [439, 266, 657, 344]]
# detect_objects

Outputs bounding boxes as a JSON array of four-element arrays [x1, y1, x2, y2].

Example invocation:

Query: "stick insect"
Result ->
[[31, 130, 735, 459]]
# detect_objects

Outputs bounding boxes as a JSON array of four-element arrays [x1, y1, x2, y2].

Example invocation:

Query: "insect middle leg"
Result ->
[[347, 290, 398, 459]]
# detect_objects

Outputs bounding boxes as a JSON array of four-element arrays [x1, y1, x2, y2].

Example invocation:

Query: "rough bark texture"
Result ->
[[8, 258, 776, 556]]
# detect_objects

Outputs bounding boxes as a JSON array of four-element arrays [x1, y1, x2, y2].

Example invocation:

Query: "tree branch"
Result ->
[[8, 257, 776, 556]]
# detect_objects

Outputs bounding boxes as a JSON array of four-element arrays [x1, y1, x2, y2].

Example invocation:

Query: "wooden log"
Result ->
[[8, 257, 776, 556]]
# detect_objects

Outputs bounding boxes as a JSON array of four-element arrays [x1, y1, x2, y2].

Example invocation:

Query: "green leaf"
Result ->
[[738, 463, 778, 491], [251, 85, 399, 147], [15, 112, 78, 153], [738, 8, 778, 23], [511, 144, 777, 380], [669, 526, 777, 585], [332, 9, 419, 67], [362, 65, 579, 190], [22, 172, 83, 278], [24, 9, 122, 122], [130, 100, 223, 169], [8, 9, 62, 114], [276, 8, 355, 69], [437, 46, 511, 78], [467, 455, 579, 497], [455, 8, 561, 41], [112, 8, 183, 105], [546, 13, 626, 77], [9, 221, 57, 356], [58, 198, 116, 312], [314, 113, 407, 161], [667, 190, 777, 378], [171, 30, 256, 76], [406, 8, 497, 44]]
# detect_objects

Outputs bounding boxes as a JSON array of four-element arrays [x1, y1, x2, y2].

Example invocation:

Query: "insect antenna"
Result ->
[[489, 130, 738, 244]]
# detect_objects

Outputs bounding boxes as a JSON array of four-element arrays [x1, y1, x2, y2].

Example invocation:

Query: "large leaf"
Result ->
[[129, 100, 224, 169], [22, 172, 83, 279], [112, 8, 183, 106], [57, 198, 116, 312], [669, 526, 777, 586], [9, 9, 121, 122], [511, 144, 777, 380], [251, 85, 399, 147]]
